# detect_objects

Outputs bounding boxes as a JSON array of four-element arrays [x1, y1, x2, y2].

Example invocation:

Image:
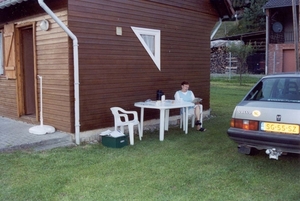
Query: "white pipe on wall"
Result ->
[[210, 18, 222, 40], [38, 0, 81, 145], [273, 51, 276, 74], [292, 0, 299, 72], [265, 15, 269, 75]]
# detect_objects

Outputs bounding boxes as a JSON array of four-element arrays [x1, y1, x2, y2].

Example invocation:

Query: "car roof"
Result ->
[[262, 73, 300, 79]]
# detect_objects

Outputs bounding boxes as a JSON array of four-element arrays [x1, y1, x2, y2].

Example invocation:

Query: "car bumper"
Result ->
[[227, 128, 300, 154]]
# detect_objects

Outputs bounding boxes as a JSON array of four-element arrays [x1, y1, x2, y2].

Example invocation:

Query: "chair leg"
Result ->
[[120, 126, 124, 134], [200, 105, 203, 127], [128, 124, 134, 145], [191, 115, 195, 128], [182, 112, 186, 131], [200, 113, 203, 127], [181, 113, 196, 129], [180, 112, 198, 130]]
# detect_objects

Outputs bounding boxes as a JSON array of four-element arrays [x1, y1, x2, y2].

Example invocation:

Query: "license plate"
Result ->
[[261, 122, 299, 134]]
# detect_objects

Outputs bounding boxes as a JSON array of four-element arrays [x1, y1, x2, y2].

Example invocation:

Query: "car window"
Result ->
[[244, 77, 300, 102]]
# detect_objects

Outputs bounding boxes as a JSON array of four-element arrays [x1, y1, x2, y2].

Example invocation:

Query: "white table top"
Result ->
[[134, 100, 194, 109]]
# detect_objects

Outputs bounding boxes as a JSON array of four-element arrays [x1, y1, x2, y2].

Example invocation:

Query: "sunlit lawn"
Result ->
[[1, 75, 300, 201]]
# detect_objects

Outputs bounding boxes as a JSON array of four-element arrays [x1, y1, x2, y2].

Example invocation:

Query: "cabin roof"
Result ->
[[0, 0, 234, 19], [263, 0, 299, 9]]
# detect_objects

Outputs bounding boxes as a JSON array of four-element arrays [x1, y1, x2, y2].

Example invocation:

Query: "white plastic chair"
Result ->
[[110, 107, 141, 145], [180, 104, 203, 131]]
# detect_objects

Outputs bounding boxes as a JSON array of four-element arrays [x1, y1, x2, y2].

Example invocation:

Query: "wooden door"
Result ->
[[283, 49, 296, 72], [16, 25, 36, 117], [21, 27, 35, 115]]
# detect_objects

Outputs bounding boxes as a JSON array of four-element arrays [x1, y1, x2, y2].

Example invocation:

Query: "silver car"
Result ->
[[227, 73, 300, 160]]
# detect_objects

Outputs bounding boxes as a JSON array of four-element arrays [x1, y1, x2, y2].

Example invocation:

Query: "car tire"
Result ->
[[248, 148, 260, 155]]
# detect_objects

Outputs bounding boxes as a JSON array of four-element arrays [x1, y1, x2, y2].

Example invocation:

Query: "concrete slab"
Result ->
[[0, 116, 75, 152]]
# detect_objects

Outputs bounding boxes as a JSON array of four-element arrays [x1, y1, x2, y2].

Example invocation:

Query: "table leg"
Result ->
[[185, 107, 189, 134], [140, 108, 144, 137], [164, 109, 169, 131], [159, 109, 165, 141]]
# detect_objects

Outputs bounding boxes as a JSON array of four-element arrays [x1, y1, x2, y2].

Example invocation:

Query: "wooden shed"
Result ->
[[0, 0, 233, 140], [264, 0, 300, 73]]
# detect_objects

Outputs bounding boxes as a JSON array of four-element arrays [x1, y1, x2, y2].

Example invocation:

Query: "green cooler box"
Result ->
[[101, 135, 128, 148]]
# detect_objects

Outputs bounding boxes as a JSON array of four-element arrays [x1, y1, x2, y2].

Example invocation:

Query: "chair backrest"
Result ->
[[110, 107, 125, 125], [110, 107, 121, 116]]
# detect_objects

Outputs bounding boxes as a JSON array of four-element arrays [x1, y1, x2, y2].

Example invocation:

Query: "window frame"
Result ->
[[131, 26, 161, 71]]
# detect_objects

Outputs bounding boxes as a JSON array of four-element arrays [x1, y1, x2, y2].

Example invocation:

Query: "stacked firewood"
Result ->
[[210, 46, 229, 74]]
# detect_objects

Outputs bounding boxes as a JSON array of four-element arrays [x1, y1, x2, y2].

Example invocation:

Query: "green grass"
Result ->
[[1, 78, 300, 201]]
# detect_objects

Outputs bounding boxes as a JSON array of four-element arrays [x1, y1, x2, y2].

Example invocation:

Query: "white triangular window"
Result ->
[[131, 27, 161, 71]]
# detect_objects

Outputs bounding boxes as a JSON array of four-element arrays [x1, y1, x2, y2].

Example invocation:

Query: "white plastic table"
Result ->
[[134, 100, 194, 141]]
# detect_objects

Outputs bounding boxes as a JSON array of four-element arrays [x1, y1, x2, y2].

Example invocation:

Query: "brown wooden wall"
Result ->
[[0, 80, 17, 119], [68, 0, 219, 132], [35, 11, 74, 132]]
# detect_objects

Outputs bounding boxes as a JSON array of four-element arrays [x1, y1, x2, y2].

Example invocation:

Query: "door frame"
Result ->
[[15, 22, 38, 121]]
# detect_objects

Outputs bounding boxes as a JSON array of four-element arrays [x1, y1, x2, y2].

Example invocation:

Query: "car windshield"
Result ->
[[244, 77, 300, 103]]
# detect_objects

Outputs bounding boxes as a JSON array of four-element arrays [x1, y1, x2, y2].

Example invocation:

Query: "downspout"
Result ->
[[292, 0, 300, 72], [265, 9, 269, 75], [38, 0, 80, 145], [210, 18, 222, 40]]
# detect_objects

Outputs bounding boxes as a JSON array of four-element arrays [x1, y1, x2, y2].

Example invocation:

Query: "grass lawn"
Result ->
[[1, 75, 300, 201]]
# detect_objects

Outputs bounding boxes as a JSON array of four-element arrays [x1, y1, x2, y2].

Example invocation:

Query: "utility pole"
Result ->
[[292, 0, 299, 72]]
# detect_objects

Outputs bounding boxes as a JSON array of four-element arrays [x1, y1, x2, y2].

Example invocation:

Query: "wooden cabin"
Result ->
[[0, 0, 233, 137], [264, 0, 300, 73]]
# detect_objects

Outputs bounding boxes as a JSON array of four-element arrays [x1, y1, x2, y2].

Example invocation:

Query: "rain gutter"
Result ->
[[38, 0, 80, 145]]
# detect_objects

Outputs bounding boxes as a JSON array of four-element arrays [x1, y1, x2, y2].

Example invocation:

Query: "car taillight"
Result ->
[[230, 119, 259, 131]]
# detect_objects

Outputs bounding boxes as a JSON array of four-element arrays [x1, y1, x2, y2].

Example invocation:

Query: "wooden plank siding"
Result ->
[[0, 6, 74, 132], [68, 0, 219, 132], [0, 80, 17, 118], [34, 11, 74, 132]]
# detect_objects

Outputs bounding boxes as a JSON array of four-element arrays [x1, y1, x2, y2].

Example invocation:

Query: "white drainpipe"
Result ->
[[38, 0, 80, 145], [210, 18, 222, 40]]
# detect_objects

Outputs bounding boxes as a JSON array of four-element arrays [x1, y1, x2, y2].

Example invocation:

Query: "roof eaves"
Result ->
[[222, 0, 235, 18], [0, 0, 27, 9], [210, 0, 235, 20], [263, 0, 298, 9]]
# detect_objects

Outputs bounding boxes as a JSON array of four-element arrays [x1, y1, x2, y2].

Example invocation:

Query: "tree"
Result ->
[[228, 0, 268, 35], [231, 0, 251, 10], [227, 42, 256, 85]]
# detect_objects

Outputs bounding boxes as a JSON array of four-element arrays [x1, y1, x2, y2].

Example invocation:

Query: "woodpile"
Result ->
[[210, 46, 229, 74]]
